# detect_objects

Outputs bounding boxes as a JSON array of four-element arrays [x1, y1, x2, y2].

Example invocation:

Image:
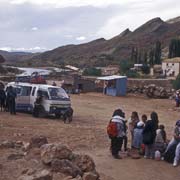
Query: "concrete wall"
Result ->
[[127, 78, 173, 89], [162, 62, 180, 77]]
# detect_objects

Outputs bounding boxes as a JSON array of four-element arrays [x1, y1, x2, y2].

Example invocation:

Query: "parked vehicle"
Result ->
[[6, 82, 71, 118]]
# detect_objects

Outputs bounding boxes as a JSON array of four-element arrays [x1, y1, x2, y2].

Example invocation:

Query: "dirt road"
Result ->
[[0, 93, 180, 180]]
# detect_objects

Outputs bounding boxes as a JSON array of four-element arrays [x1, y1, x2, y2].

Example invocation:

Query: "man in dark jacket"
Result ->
[[0, 88, 6, 111], [7, 86, 17, 115]]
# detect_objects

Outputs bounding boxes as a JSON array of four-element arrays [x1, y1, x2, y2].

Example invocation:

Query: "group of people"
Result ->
[[108, 109, 180, 167], [0, 86, 16, 115]]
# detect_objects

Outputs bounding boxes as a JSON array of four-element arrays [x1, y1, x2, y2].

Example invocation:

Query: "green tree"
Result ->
[[141, 64, 150, 74], [119, 60, 133, 74], [154, 41, 162, 64], [149, 49, 154, 66], [143, 51, 148, 64], [83, 67, 101, 76], [173, 73, 180, 90], [169, 39, 180, 58]]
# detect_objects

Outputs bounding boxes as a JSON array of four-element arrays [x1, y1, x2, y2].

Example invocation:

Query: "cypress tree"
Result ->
[[154, 41, 161, 64]]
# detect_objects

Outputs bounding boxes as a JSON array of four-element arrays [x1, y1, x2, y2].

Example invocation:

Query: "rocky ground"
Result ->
[[0, 93, 180, 180]]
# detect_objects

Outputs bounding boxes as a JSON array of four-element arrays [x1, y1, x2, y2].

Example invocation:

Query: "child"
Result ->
[[154, 124, 167, 153], [142, 114, 147, 124], [128, 112, 139, 148], [132, 121, 144, 149]]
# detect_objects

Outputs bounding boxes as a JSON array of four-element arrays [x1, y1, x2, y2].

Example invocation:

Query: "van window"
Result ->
[[21, 86, 32, 96], [32, 87, 36, 96], [15, 87, 22, 95], [48, 87, 68, 100], [37, 90, 49, 99]]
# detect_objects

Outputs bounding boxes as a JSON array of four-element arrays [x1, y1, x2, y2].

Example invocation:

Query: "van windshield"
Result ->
[[48, 87, 69, 100]]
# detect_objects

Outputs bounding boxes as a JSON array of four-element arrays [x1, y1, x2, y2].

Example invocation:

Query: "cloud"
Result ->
[[31, 27, 38, 31], [97, 0, 180, 39], [9, 0, 134, 8], [0, 46, 47, 52], [76, 36, 86, 41], [0, 0, 180, 52]]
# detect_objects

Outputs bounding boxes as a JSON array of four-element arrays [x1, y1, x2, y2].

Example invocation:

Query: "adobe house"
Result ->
[[162, 57, 180, 77], [62, 75, 95, 93]]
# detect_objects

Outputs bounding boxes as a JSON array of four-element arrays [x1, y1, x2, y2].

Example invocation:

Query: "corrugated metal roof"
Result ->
[[97, 75, 127, 80]]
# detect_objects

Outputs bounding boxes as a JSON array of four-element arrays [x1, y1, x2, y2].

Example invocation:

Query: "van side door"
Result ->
[[16, 86, 32, 111]]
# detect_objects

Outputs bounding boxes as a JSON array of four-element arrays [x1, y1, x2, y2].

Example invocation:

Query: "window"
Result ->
[[32, 87, 36, 96], [21, 86, 32, 96], [172, 63, 174, 66], [15, 87, 22, 95], [37, 90, 49, 99]]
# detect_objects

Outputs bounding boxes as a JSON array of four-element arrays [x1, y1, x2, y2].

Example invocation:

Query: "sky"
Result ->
[[0, 0, 180, 52]]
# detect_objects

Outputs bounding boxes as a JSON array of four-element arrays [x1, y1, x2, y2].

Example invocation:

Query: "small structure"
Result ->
[[65, 65, 79, 72], [97, 75, 127, 96], [162, 58, 180, 77], [96, 65, 119, 76], [61, 75, 95, 93], [134, 64, 143, 71]]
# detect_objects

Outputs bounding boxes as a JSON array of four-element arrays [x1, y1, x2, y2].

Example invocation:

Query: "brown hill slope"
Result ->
[[7, 16, 180, 67]]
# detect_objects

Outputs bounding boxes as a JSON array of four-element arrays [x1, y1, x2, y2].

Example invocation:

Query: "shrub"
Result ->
[[126, 70, 140, 78], [119, 60, 133, 74], [141, 64, 150, 74], [173, 74, 180, 90], [83, 67, 101, 76]]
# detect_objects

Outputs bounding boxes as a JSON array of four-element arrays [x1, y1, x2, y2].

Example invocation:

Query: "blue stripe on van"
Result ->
[[16, 104, 33, 112]]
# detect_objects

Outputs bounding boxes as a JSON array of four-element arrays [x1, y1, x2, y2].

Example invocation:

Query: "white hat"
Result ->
[[137, 121, 144, 127]]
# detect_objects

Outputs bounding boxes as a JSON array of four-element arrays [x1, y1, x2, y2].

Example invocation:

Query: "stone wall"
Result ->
[[127, 78, 173, 89]]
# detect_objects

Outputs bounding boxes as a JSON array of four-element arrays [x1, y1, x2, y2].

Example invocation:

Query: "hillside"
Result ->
[[0, 50, 38, 65], [2, 16, 180, 67]]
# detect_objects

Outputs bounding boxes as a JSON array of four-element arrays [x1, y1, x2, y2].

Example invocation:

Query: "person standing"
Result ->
[[128, 111, 140, 148], [0, 88, 6, 111], [33, 91, 43, 117], [175, 91, 180, 107], [7, 86, 17, 115], [108, 109, 125, 159], [142, 112, 159, 158]]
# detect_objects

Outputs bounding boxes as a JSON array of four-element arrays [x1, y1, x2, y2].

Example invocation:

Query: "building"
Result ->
[[97, 65, 119, 76], [162, 58, 180, 77], [97, 75, 127, 96], [61, 75, 95, 93]]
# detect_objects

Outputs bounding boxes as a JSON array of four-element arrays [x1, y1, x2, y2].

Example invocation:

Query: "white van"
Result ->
[[6, 82, 71, 117]]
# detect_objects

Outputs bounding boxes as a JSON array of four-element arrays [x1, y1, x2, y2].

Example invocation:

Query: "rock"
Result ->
[[62, 176, 74, 180], [30, 135, 48, 148], [18, 169, 52, 180], [41, 143, 73, 165], [7, 153, 24, 160], [71, 154, 95, 173], [82, 172, 99, 180], [22, 142, 31, 151], [0, 140, 15, 148], [72, 175, 83, 180], [51, 159, 82, 178], [15, 141, 24, 148]]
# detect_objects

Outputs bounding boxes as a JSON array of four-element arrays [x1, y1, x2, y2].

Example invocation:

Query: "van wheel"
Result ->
[[38, 106, 46, 118], [55, 113, 61, 119]]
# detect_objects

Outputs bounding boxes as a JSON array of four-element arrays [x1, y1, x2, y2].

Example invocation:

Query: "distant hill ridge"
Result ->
[[2, 16, 180, 67]]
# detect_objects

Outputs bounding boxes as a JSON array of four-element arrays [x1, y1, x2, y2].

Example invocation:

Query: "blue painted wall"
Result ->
[[116, 77, 127, 96]]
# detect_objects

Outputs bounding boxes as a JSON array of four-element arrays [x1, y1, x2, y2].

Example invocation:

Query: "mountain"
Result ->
[[0, 50, 38, 64], [3, 16, 180, 67]]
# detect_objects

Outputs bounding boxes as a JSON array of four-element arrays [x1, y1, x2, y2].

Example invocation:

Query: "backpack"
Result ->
[[107, 120, 118, 138]]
